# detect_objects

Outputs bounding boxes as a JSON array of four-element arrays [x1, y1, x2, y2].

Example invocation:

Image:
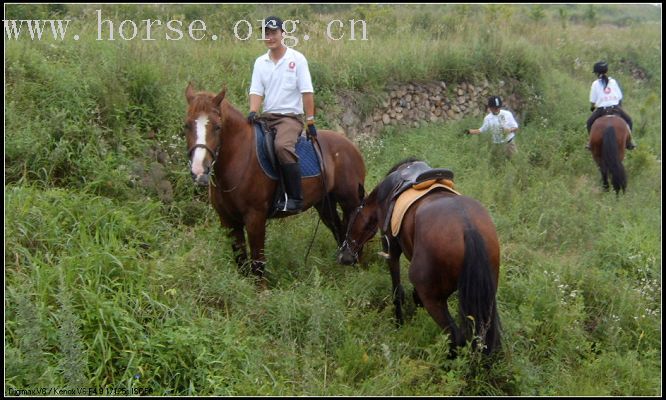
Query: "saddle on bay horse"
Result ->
[[380, 161, 458, 236], [253, 121, 323, 217]]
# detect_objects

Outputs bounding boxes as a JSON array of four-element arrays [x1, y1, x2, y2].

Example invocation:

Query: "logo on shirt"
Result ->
[[604, 87, 611, 94], [288, 61, 296, 70]]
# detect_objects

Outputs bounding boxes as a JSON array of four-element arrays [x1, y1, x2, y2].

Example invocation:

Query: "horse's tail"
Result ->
[[602, 126, 627, 194], [458, 228, 501, 355]]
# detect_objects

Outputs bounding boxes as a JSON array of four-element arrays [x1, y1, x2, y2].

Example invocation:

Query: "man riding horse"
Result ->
[[247, 16, 318, 213]]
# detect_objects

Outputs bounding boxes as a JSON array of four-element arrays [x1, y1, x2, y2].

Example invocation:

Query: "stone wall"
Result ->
[[337, 79, 525, 138]]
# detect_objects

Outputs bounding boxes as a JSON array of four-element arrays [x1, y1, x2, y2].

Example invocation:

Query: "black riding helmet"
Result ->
[[487, 96, 502, 108], [593, 61, 608, 74]]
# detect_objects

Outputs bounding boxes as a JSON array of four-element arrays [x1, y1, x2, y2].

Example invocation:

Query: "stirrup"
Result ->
[[276, 194, 302, 213]]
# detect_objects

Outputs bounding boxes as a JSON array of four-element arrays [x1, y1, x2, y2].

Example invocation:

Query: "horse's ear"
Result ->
[[213, 86, 227, 108], [185, 81, 195, 104], [358, 183, 366, 202]]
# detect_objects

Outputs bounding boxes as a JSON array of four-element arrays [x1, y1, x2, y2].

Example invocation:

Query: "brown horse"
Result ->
[[184, 83, 366, 287], [337, 158, 501, 356], [589, 114, 629, 194]]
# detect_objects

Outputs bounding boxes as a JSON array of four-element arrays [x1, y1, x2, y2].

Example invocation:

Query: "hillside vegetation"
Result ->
[[5, 4, 662, 396]]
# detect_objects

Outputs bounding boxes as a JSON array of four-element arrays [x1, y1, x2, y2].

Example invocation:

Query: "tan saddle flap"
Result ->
[[390, 180, 460, 237]]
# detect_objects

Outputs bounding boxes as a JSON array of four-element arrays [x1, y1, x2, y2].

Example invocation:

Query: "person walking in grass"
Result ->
[[466, 95, 519, 159]]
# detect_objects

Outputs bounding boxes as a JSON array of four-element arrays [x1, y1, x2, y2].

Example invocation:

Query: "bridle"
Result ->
[[185, 120, 251, 193], [338, 200, 377, 263], [187, 143, 220, 165], [184, 100, 222, 179]]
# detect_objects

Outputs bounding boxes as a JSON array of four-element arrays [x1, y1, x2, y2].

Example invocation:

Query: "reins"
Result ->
[[303, 134, 335, 267]]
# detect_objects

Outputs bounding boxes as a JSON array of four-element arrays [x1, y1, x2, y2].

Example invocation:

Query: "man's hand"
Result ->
[[464, 129, 470, 135], [247, 111, 258, 124], [307, 123, 317, 140]]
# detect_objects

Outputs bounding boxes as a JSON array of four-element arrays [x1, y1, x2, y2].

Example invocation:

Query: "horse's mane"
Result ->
[[370, 157, 424, 206], [386, 157, 422, 176], [222, 99, 245, 121]]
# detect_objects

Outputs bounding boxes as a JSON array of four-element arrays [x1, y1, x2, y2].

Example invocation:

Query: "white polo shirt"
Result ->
[[249, 47, 314, 115], [479, 109, 519, 144], [589, 77, 623, 108]]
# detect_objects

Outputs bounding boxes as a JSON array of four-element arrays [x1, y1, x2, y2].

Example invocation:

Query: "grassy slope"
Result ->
[[4, 4, 662, 396]]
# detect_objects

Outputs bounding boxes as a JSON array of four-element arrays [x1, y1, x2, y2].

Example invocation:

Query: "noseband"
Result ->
[[188, 143, 221, 177], [188, 143, 220, 164]]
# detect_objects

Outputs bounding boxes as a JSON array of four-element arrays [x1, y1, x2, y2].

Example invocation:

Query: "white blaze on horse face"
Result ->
[[191, 115, 209, 176]]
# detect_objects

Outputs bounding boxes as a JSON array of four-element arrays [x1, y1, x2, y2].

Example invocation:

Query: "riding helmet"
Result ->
[[593, 61, 608, 74], [487, 96, 502, 108]]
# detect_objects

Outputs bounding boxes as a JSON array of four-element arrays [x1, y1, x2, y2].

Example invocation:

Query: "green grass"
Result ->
[[4, 3, 661, 396]]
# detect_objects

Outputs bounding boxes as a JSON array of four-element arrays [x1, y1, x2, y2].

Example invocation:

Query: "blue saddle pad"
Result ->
[[254, 124, 321, 180]]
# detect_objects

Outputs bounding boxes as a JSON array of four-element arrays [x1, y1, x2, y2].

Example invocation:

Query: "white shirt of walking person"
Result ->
[[478, 109, 519, 144], [467, 97, 519, 144]]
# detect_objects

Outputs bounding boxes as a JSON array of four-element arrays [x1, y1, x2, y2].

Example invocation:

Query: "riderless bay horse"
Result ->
[[338, 158, 501, 356], [589, 115, 629, 195], [184, 83, 366, 287]]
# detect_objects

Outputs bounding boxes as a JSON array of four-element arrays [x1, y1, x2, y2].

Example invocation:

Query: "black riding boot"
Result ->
[[277, 162, 303, 212]]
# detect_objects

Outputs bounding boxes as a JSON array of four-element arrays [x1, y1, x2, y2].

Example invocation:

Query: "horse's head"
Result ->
[[337, 191, 379, 265], [184, 82, 226, 187], [338, 157, 424, 265]]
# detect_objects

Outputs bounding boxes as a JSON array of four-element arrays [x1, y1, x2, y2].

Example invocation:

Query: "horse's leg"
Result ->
[[213, 204, 250, 275], [416, 289, 463, 357], [409, 259, 463, 356], [315, 194, 344, 245], [244, 211, 269, 290], [594, 155, 609, 192], [412, 288, 423, 307], [230, 227, 250, 276], [601, 168, 610, 191], [388, 247, 405, 326]]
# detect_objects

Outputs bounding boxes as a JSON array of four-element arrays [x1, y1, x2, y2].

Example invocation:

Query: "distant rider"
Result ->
[[586, 60, 635, 150]]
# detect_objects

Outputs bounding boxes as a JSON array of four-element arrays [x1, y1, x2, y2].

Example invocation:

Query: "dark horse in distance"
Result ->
[[338, 159, 501, 356], [184, 83, 366, 287], [589, 115, 629, 195]]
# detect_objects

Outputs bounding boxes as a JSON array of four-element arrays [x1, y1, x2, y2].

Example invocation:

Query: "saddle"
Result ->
[[598, 105, 621, 118], [380, 162, 457, 236], [253, 121, 323, 217], [597, 110, 632, 133], [254, 121, 322, 179]]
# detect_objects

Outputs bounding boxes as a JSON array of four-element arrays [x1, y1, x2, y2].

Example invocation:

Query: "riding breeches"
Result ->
[[587, 106, 633, 133], [261, 113, 304, 164]]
